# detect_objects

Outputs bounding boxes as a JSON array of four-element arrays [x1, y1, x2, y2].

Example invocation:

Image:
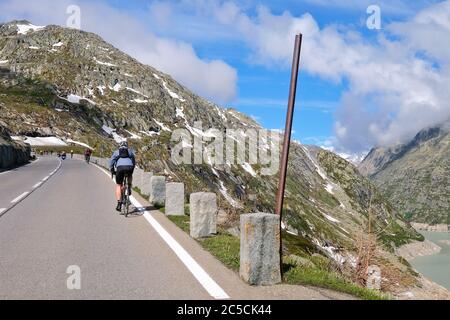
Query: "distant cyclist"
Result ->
[[109, 141, 136, 212], [84, 148, 92, 163]]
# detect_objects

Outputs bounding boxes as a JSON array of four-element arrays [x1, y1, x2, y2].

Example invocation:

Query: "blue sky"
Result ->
[[1, 0, 449, 156]]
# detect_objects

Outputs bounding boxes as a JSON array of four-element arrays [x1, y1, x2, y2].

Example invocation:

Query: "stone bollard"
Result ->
[[165, 183, 185, 216], [190, 192, 217, 238], [239, 213, 281, 286], [366, 265, 381, 290], [149, 176, 165, 206], [141, 172, 153, 195]]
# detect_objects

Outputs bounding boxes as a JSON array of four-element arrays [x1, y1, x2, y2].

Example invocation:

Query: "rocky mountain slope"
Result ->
[[0, 20, 438, 297], [359, 122, 450, 225]]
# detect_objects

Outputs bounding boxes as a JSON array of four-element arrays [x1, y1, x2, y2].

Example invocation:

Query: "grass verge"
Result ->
[[283, 263, 389, 300], [166, 215, 389, 300]]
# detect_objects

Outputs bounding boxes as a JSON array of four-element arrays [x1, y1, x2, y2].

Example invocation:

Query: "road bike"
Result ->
[[121, 173, 131, 217], [112, 171, 131, 217]]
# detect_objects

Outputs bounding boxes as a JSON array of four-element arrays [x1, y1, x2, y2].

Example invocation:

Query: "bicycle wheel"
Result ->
[[124, 179, 130, 217], [124, 193, 130, 217]]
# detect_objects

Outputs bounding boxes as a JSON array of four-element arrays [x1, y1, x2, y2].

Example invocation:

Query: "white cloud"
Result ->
[[204, 1, 450, 152], [0, 0, 237, 104]]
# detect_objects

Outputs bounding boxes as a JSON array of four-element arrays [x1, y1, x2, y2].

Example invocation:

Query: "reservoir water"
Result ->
[[410, 231, 450, 291]]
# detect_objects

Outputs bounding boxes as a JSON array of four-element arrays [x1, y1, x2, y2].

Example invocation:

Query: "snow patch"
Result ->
[[23, 136, 67, 147], [66, 139, 94, 149], [52, 41, 64, 47], [0, 60, 8, 64], [125, 130, 142, 140], [325, 183, 334, 194], [301, 145, 328, 181], [16, 23, 45, 35], [162, 81, 186, 102], [153, 119, 171, 132], [140, 130, 160, 137], [112, 82, 121, 92], [131, 99, 148, 104], [218, 181, 242, 208], [241, 163, 257, 177], [94, 57, 116, 67], [97, 85, 106, 95], [314, 239, 346, 265], [67, 94, 96, 105], [323, 213, 340, 223], [176, 106, 186, 119], [29, 46, 40, 50], [102, 125, 126, 143]]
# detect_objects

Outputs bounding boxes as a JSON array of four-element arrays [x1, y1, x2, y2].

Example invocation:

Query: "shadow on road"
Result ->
[[125, 205, 155, 218]]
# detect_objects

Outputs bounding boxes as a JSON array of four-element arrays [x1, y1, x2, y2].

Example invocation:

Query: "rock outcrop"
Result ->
[[0, 125, 30, 169]]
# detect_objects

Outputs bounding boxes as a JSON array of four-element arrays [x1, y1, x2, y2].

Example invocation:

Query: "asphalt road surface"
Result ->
[[0, 156, 353, 300]]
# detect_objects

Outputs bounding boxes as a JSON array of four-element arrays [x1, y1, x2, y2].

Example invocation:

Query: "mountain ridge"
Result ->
[[359, 121, 450, 225]]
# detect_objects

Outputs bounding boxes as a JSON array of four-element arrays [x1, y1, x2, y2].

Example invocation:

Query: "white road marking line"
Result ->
[[133, 197, 230, 300], [95, 164, 230, 300], [11, 192, 29, 203], [1, 159, 62, 217], [33, 182, 42, 188]]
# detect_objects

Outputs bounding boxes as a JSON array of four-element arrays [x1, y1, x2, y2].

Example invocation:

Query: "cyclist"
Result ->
[[109, 140, 136, 212], [84, 148, 92, 163]]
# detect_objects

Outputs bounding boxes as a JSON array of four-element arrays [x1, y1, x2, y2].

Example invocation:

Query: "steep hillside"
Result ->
[[359, 123, 450, 225], [0, 20, 432, 296]]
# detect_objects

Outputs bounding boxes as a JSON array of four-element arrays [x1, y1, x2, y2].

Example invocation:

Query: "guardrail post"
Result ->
[[149, 176, 165, 206], [190, 192, 217, 239], [165, 183, 185, 216], [239, 213, 281, 286], [141, 172, 153, 196]]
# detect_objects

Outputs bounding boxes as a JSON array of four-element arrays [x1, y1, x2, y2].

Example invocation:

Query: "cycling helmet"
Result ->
[[119, 140, 128, 148]]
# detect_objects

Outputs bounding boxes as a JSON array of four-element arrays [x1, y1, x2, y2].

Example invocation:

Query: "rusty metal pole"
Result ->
[[275, 34, 303, 271]]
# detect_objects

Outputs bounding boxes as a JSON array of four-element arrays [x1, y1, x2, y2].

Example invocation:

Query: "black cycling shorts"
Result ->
[[116, 166, 134, 185]]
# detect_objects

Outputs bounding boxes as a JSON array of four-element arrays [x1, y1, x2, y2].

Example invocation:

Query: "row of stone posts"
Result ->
[[79, 154, 282, 287]]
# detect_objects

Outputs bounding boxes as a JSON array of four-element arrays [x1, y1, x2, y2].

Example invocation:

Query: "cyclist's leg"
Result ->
[[115, 167, 126, 210], [127, 170, 133, 195]]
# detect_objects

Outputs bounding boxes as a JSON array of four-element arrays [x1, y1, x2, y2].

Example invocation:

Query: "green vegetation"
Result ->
[[168, 215, 240, 270], [283, 262, 390, 300], [168, 215, 190, 233], [167, 215, 389, 300], [379, 220, 424, 249], [200, 233, 241, 271]]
